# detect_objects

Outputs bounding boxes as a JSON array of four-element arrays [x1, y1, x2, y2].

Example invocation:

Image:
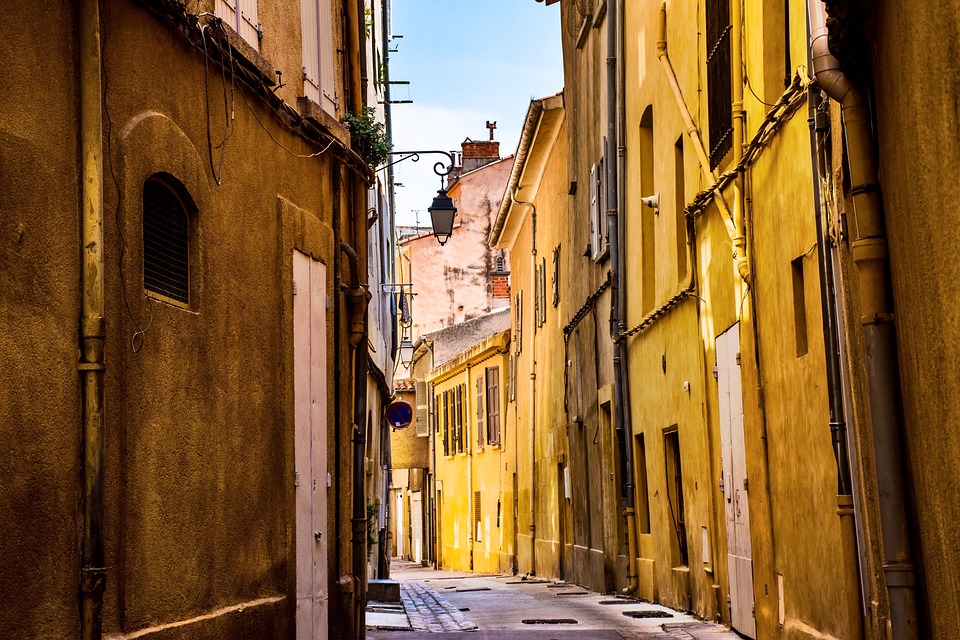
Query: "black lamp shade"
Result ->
[[428, 188, 457, 246]]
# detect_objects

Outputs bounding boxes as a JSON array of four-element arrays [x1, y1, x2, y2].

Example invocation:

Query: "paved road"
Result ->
[[367, 561, 741, 639]]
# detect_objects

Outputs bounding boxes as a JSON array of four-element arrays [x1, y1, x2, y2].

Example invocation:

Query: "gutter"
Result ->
[[79, 0, 107, 636], [807, 2, 919, 637], [489, 100, 544, 248]]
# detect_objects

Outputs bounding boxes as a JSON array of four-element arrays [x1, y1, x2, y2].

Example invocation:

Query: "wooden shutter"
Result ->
[[318, 0, 336, 113], [442, 391, 449, 456], [238, 0, 259, 48], [301, 0, 320, 103], [486, 367, 501, 445], [706, 0, 733, 168], [415, 381, 429, 436], [474, 491, 482, 542], [514, 291, 523, 355], [477, 376, 485, 448]]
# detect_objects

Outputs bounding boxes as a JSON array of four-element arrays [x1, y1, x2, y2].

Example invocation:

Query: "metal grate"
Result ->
[[706, 0, 733, 169], [143, 180, 189, 304]]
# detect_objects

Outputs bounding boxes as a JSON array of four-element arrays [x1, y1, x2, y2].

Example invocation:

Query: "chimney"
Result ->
[[461, 121, 500, 172]]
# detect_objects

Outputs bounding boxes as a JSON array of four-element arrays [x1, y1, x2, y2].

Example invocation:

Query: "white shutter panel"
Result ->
[[318, 0, 337, 113], [238, 0, 259, 48], [215, 0, 238, 30], [301, 0, 320, 103], [415, 381, 429, 436], [589, 163, 598, 257]]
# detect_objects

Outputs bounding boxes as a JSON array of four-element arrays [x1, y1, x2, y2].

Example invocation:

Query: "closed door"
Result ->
[[717, 323, 756, 638], [396, 491, 405, 558], [294, 251, 328, 640], [411, 491, 423, 563]]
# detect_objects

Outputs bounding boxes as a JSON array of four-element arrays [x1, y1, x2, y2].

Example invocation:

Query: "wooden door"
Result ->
[[717, 323, 756, 638], [294, 251, 328, 640]]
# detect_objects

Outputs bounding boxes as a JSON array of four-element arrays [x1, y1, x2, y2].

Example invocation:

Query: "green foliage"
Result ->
[[366, 502, 379, 559], [343, 107, 391, 170]]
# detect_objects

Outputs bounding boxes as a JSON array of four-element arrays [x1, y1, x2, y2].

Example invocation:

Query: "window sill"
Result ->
[[297, 97, 351, 148], [198, 15, 276, 89]]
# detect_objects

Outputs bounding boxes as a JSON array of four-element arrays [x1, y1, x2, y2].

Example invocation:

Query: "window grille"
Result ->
[[706, 0, 733, 168], [143, 180, 190, 305]]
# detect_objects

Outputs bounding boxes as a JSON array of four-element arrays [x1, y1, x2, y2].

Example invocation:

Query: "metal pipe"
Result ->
[[731, 0, 750, 283], [341, 240, 369, 640], [511, 190, 537, 575], [605, 0, 638, 597], [807, 2, 918, 637], [656, 3, 738, 243], [79, 0, 106, 636], [465, 363, 475, 570]]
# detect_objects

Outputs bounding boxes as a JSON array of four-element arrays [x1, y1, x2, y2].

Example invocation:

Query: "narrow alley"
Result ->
[[366, 561, 740, 640]]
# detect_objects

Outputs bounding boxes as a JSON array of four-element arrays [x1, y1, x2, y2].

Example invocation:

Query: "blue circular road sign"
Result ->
[[387, 400, 414, 429]]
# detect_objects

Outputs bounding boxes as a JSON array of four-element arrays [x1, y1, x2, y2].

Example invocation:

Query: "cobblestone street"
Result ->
[[367, 561, 742, 639]]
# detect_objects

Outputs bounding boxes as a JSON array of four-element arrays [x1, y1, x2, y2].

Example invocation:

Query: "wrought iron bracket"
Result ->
[[379, 150, 456, 176]]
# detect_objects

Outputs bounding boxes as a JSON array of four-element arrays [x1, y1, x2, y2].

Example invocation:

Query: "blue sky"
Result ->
[[388, 0, 564, 226]]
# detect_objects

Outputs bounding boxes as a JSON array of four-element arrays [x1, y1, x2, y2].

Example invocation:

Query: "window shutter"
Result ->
[[143, 180, 190, 306], [486, 367, 501, 445], [215, 0, 238, 32], [474, 491, 482, 542], [514, 291, 523, 355], [238, 0, 259, 48], [477, 376, 485, 448], [455, 385, 464, 454], [318, 0, 336, 113], [442, 391, 450, 456], [706, 0, 733, 168], [589, 163, 598, 258], [301, 0, 320, 103], [508, 355, 516, 402], [552, 245, 561, 308], [415, 381, 429, 436]]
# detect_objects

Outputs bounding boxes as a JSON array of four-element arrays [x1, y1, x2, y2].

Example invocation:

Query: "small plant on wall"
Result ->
[[366, 501, 379, 560], [343, 107, 390, 170]]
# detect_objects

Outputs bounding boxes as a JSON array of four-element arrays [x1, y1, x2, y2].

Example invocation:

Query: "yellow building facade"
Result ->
[[428, 331, 515, 574]]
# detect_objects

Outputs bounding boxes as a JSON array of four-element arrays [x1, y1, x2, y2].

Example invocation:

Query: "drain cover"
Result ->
[[547, 583, 571, 588], [623, 610, 673, 619], [555, 591, 589, 596], [599, 600, 636, 605], [522, 619, 579, 625], [455, 587, 491, 592]]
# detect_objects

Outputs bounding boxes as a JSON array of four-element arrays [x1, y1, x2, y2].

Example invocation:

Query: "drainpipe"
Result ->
[[605, 0, 638, 596], [512, 191, 537, 575], [656, 3, 737, 243], [466, 363, 475, 571], [79, 0, 106, 637], [341, 241, 370, 640], [807, 2, 918, 637], [807, 86, 863, 640], [730, 0, 749, 283]]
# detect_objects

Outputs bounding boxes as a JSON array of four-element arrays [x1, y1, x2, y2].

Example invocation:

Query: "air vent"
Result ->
[[143, 180, 189, 305]]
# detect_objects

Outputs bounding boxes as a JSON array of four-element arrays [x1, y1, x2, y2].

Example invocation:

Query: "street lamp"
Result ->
[[379, 149, 459, 246], [399, 337, 415, 368], [428, 188, 457, 246]]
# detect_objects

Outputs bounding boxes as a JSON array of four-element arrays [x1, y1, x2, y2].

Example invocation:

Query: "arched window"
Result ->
[[143, 178, 191, 306]]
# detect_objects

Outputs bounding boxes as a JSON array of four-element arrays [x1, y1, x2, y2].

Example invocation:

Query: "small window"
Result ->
[[143, 179, 191, 306]]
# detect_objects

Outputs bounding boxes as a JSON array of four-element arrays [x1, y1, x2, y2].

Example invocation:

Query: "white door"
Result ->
[[396, 491, 405, 558], [410, 491, 423, 563], [294, 251, 329, 640], [717, 323, 756, 638]]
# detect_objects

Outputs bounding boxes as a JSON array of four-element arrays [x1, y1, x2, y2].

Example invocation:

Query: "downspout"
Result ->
[[341, 241, 370, 640], [465, 363, 474, 571], [511, 190, 537, 575], [79, 0, 106, 637], [807, 85, 863, 640], [656, 3, 737, 243], [606, 0, 638, 596], [807, 2, 919, 637], [730, 0, 750, 283]]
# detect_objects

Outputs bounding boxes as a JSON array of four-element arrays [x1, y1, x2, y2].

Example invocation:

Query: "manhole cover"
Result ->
[[623, 610, 673, 619], [522, 619, 579, 625]]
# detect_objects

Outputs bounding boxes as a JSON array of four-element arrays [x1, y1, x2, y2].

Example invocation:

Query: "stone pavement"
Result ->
[[400, 580, 479, 632]]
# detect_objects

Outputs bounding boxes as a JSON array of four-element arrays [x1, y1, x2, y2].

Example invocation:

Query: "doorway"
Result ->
[[717, 323, 756, 638], [293, 251, 329, 640]]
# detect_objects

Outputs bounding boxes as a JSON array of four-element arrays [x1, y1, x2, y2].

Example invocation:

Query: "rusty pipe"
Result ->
[[79, 0, 106, 636]]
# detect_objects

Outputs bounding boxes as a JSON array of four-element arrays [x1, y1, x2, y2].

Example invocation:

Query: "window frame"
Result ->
[[142, 176, 194, 309]]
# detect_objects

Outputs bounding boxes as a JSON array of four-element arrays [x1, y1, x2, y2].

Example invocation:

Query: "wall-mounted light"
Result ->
[[399, 337, 415, 368], [428, 188, 457, 246]]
